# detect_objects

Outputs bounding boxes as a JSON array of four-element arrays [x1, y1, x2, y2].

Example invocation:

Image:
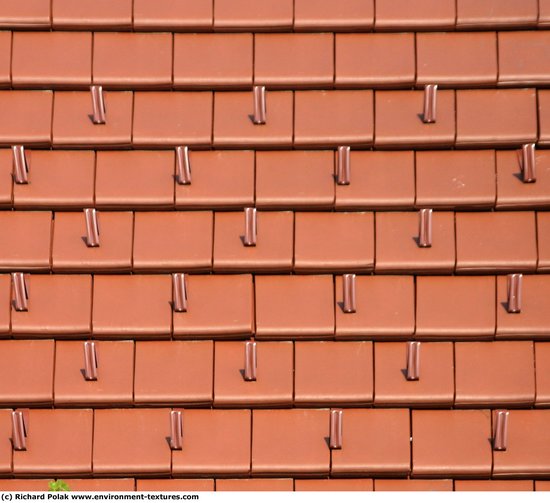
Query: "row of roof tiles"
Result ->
[[1, 408, 549, 477], [1, 210, 549, 273], [1, 339, 549, 407], [0, 273, 549, 339], [2, 0, 549, 31], [3, 149, 550, 211], [3, 89, 550, 148], [1, 31, 550, 89]]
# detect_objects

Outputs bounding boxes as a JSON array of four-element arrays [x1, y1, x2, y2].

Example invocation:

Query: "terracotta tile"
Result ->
[[12, 32, 91, 88], [13, 409, 93, 475], [52, 0, 132, 29], [13, 151, 95, 209], [174, 34, 252, 89], [0, 480, 50, 491], [493, 410, 550, 477], [214, 341, 293, 407], [252, 409, 329, 476], [496, 275, 550, 339], [94, 33, 172, 89], [0, 91, 52, 146], [213, 91, 293, 148], [375, 212, 455, 274], [0, 0, 50, 28], [335, 33, 414, 88], [134, 341, 213, 405], [133, 0, 212, 30], [496, 150, 550, 209], [133, 212, 213, 272], [0, 410, 10, 474], [455, 480, 534, 491], [295, 341, 373, 406], [173, 274, 253, 338], [12, 275, 92, 337], [52, 91, 132, 148], [294, 0, 373, 30], [214, 0, 293, 30], [172, 410, 251, 475], [0, 150, 12, 207], [93, 409, 171, 475], [52, 211, 133, 272], [133, 92, 212, 147], [375, 90, 455, 148], [416, 276, 496, 339], [412, 410, 492, 477], [295, 212, 374, 272], [456, 212, 537, 272], [0, 340, 54, 405], [175, 151, 254, 209], [137, 479, 213, 491], [335, 276, 415, 339], [455, 341, 535, 407], [95, 151, 174, 209], [64, 479, 135, 491], [256, 276, 334, 339], [213, 211, 292, 272], [332, 409, 410, 476], [294, 90, 373, 147], [54, 341, 134, 406], [217, 479, 293, 491], [416, 150, 495, 209], [538, 91, 550, 147], [92, 275, 171, 338], [456, 89, 537, 147], [417, 32, 497, 87], [375, 479, 452, 491], [0, 276, 10, 336], [255, 34, 333, 88], [541, 0, 550, 26], [256, 151, 334, 209], [335, 151, 415, 210], [0, 211, 51, 271], [456, 0, 538, 28], [0, 32, 11, 88], [374, 342, 454, 407], [375, 0, 455, 30], [539, 212, 550, 272], [536, 343, 550, 406], [295, 479, 373, 491]]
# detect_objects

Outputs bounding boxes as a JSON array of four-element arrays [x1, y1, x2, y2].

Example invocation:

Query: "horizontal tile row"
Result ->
[[0, 408, 549, 477], [3, 149, 550, 211], [1, 210, 549, 273], [2, 89, 550, 148], [2, 478, 550, 491], [1, 0, 548, 31], [1, 339, 549, 407], [1, 31, 550, 90], [0, 274, 549, 339]]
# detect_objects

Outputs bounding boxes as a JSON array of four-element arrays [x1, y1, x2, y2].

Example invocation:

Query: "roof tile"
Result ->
[[295, 479, 373, 491], [214, 0, 293, 30], [375, 479, 452, 491], [455, 480, 534, 491], [538, 212, 550, 272], [540, 0, 550, 26], [535, 343, 550, 406], [61, 479, 135, 491], [537, 90, 550, 147], [0, 32, 11, 88], [0, 150, 12, 207], [52, 0, 131, 29], [456, 0, 538, 28], [0, 276, 10, 336], [375, 0, 455, 30], [133, 0, 212, 31], [216, 479, 293, 491], [0, 0, 50, 28], [137, 479, 213, 491], [294, 0, 374, 31], [0, 410, 10, 474]]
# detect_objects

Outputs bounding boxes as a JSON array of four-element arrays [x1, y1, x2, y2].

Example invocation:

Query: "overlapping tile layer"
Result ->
[[0, 0, 550, 492]]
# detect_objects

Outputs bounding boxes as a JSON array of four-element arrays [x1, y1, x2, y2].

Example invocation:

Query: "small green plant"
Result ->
[[48, 480, 71, 492]]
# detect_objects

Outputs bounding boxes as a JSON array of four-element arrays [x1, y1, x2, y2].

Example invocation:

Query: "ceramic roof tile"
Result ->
[[538, 90, 550, 147], [455, 341, 535, 407], [416, 32, 497, 87], [539, 212, 550, 272], [455, 480, 534, 491], [214, 341, 293, 407], [537, 481, 550, 491], [294, 90, 373, 147], [255, 34, 334, 88], [374, 342, 454, 407], [455, 211, 537, 272], [60, 479, 135, 491], [0, 410, 10, 474], [54, 341, 134, 406], [134, 341, 213, 405], [540, 0, 550, 26], [12, 32, 91, 88], [213, 210, 293, 272], [295, 479, 373, 491], [0, 275, 10, 336], [0, 0, 50, 29], [216, 479, 293, 491], [133, 0, 212, 31], [375, 211, 455, 274], [335, 33, 415, 88], [374, 90, 456, 148], [0, 340, 54, 406], [294, 0, 374, 31], [375, 0, 456, 30], [375, 479, 452, 491], [93, 33, 172, 89], [0, 32, 11, 88], [535, 343, 550, 406], [335, 151, 415, 210], [294, 341, 373, 406], [174, 34, 252, 89], [137, 479, 214, 491], [51, 0, 132, 29], [456, 0, 538, 28], [214, 0, 293, 31], [255, 151, 335, 209], [0, 150, 12, 208]]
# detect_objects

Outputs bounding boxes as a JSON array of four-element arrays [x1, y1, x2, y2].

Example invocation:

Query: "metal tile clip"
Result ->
[[12, 145, 28, 185], [418, 209, 433, 248], [169, 410, 183, 451], [84, 208, 100, 248], [12, 273, 28, 312], [507, 274, 522, 314], [243, 207, 257, 247], [172, 273, 188, 313], [422, 84, 437, 124], [329, 409, 343, 450], [252, 86, 266, 125], [342, 274, 356, 314], [244, 341, 257, 382], [336, 146, 351, 185], [11, 410, 28, 451], [521, 143, 536, 183], [406, 341, 421, 381], [91, 85, 106, 125], [83, 341, 98, 381], [493, 410, 509, 451], [176, 146, 192, 185]]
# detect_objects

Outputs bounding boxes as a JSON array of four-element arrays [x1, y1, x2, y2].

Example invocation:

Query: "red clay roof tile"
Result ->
[[539, 212, 550, 272], [375, 0, 455, 30], [0, 32, 11, 88], [214, 0, 293, 31], [217, 479, 293, 491], [375, 479, 452, 491], [0, 276, 10, 336], [538, 90, 550, 147], [295, 479, 373, 491], [0, 0, 50, 28], [137, 479, 213, 491], [535, 343, 550, 406], [0, 150, 12, 207], [456, 0, 538, 28], [294, 0, 374, 31], [540, 0, 550, 26], [52, 0, 132, 29], [455, 480, 534, 491]]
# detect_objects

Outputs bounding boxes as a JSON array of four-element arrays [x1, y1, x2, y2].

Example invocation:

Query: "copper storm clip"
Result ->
[[336, 146, 351, 185], [507, 274, 522, 314], [12, 145, 29, 184], [83, 341, 98, 381], [12, 273, 28, 312], [252, 86, 266, 125], [422, 84, 437, 124], [244, 341, 257, 382], [342, 274, 356, 314], [90, 85, 106, 125], [172, 273, 188, 313], [11, 410, 28, 451], [406, 341, 421, 381], [521, 143, 536, 183], [84, 208, 100, 248], [169, 410, 183, 450], [418, 209, 433, 248], [243, 207, 257, 247], [176, 146, 192, 185], [493, 410, 509, 451], [329, 409, 343, 450]]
